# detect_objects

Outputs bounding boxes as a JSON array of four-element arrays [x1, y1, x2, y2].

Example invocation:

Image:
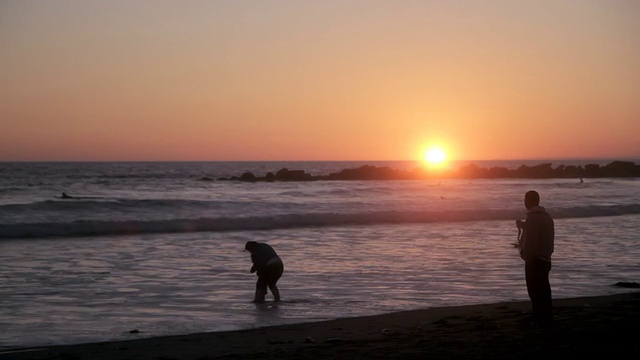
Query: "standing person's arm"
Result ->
[[520, 216, 540, 261], [516, 220, 525, 246]]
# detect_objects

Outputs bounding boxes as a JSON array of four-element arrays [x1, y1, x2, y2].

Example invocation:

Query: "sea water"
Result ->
[[1, 161, 639, 349]]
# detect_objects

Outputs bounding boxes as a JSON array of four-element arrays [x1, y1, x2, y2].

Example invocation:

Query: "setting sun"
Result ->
[[424, 147, 447, 166]]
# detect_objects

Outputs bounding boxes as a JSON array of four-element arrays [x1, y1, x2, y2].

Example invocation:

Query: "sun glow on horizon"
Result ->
[[2, 2, 639, 162], [423, 147, 448, 167]]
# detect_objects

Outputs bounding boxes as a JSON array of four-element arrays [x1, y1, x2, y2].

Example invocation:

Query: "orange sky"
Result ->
[[1, 1, 639, 161]]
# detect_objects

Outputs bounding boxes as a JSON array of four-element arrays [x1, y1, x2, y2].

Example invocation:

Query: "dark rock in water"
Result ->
[[264, 172, 275, 182], [275, 168, 312, 181], [563, 165, 584, 178], [584, 164, 602, 177], [219, 160, 640, 182], [240, 172, 257, 182], [614, 282, 640, 288], [604, 161, 637, 177], [516, 163, 554, 178], [129, 329, 140, 334]]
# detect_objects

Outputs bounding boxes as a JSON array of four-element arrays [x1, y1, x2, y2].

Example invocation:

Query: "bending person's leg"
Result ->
[[266, 262, 284, 302], [268, 284, 280, 302], [254, 276, 268, 303]]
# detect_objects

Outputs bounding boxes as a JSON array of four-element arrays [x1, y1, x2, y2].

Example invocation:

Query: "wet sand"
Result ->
[[2, 292, 638, 360]]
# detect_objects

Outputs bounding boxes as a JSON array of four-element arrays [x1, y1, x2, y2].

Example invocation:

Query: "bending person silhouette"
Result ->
[[245, 241, 284, 303]]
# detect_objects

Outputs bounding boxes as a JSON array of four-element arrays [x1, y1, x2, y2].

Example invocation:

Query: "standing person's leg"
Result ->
[[525, 261, 538, 319], [526, 260, 552, 324], [538, 260, 553, 323]]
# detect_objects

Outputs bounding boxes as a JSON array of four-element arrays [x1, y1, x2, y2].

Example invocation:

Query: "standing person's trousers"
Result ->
[[525, 259, 553, 323]]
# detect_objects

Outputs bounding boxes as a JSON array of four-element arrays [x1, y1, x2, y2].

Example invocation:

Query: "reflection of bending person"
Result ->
[[245, 241, 284, 303]]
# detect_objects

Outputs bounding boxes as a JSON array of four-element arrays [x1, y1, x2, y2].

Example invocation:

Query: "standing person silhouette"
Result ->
[[516, 190, 555, 325], [245, 241, 284, 303]]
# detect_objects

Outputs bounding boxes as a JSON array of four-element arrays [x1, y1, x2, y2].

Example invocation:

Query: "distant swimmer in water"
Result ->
[[61, 192, 72, 199], [245, 241, 284, 303], [579, 178, 584, 183]]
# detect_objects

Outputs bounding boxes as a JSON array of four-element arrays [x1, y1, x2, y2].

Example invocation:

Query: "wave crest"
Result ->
[[1, 205, 639, 240]]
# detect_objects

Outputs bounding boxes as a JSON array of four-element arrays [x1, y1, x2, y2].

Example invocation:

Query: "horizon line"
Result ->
[[1, 157, 639, 164]]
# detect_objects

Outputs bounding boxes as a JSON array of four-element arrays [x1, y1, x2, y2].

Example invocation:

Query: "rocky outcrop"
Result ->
[[216, 161, 640, 182], [275, 168, 313, 181]]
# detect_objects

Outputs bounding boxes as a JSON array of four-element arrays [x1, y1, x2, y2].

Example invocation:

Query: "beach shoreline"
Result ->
[[3, 291, 638, 360]]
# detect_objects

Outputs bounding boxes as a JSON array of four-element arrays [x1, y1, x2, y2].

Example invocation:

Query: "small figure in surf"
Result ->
[[245, 241, 284, 303], [61, 192, 72, 199], [515, 190, 555, 325]]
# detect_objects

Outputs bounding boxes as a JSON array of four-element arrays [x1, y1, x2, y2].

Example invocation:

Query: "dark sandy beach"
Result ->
[[2, 292, 638, 360]]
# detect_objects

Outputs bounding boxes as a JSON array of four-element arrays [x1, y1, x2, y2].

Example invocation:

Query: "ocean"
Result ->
[[1, 160, 639, 350]]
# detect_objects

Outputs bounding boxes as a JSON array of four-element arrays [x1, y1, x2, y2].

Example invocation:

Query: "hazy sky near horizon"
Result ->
[[2, 0, 639, 161]]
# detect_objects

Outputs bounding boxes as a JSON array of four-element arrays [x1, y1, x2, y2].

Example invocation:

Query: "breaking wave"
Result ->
[[2, 204, 639, 240]]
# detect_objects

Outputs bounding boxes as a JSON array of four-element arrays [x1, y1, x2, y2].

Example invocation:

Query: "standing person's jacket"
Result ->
[[520, 206, 554, 262]]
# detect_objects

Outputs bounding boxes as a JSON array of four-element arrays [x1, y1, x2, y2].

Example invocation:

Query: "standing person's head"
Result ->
[[524, 190, 540, 209]]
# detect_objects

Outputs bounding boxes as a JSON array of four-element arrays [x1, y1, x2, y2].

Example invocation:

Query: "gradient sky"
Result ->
[[2, 0, 639, 161]]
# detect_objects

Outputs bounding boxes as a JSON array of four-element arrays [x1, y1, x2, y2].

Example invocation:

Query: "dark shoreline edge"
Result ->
[[2, 292, 638, 360], [215, 160, 640, 182]]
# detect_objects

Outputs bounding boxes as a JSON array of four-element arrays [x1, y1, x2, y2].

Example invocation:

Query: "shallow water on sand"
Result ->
[[1, 215, 639, 349]]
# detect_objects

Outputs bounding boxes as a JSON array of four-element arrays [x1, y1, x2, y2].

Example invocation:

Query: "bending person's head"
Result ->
[[245, 241, 258, 252], [524, 190, 540, 209]]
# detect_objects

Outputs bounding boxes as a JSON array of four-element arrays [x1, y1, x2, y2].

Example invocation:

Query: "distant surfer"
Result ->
[[245, 241, 284, 303], [61, 192, 72, 199]]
